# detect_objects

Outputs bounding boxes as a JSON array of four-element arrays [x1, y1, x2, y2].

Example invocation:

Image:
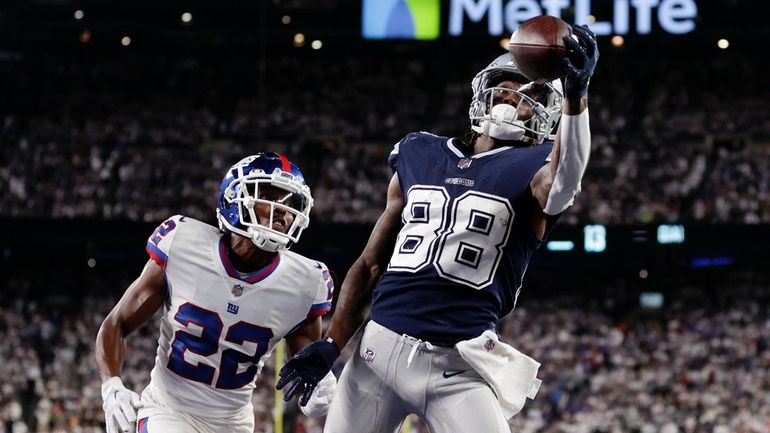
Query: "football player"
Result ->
[[277, 25, 599, 433], [95, 153, 336, 433]]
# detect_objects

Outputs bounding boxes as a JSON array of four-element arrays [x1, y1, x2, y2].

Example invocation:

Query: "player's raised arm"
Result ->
[[276, 173, 404, 404], [561, 24, 598, 115], [95, 259, 166, 433], [531, 24, 598, 227]]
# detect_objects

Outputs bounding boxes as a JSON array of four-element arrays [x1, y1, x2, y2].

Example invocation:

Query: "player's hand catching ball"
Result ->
[[276, 337, 340, 406], [101, 377, 142, 433], [562, 25, 599, 98]]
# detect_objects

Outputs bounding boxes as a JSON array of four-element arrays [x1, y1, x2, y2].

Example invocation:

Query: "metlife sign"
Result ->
[[362, 0, 698, 40], [449, 0, 698, 36]]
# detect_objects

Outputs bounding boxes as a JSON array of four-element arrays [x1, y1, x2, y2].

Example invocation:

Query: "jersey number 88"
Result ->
[[388, 186, 514, 289]]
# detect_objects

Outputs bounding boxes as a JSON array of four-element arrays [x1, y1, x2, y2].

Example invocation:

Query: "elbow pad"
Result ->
[[543, 109, 591, 215]]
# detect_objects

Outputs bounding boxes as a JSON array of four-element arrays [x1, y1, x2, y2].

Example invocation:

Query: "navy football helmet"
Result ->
[[217, 153, 313, 252], [469, 52, 563, 144]]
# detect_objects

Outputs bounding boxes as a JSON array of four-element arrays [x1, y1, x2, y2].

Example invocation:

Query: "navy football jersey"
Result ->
[[370, 132, 557, 345]]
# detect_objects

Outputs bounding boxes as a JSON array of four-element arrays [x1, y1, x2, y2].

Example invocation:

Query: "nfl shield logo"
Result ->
[[363, 348, 376, 363], [231, 284, 244, 297], [457, 158, 472, 170], [484, 338, 496, 352]]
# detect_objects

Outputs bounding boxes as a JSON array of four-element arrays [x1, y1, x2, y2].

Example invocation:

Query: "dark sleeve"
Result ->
[[388, 133, 418, 173]]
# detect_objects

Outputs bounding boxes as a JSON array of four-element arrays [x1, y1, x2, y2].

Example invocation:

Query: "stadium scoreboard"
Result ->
[[535, 223, 767, 273], [546, 224, 685, 253]]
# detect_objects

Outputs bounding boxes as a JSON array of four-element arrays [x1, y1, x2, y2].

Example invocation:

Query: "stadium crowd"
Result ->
[[3, 6, 770, 433], [1, 276, 768, 433], [1, 47, 769, 225]]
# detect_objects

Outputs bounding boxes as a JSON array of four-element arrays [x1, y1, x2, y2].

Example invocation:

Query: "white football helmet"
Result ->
[[469, 52, 563, 144]]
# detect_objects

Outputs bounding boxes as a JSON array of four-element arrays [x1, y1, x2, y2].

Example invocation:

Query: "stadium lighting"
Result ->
[[640, 292, 663, 309], [717, 39, 729, 49], [546, 241, 574, 251], [88, 258, 96, 268], [639, 269, 648, 279], [74, 10, 84, 20], [691, 257, 735, 268], [611, 35, 624, 47], [293, 33, 305, 47], [282, 15, 291, 25], [584, 224, 607, 253], [121, 36, 131, 46], [657, 224, 684, 244], [311, 40, 323, 50], [79, 30, 91, 43], [181, 12, 193, 23]]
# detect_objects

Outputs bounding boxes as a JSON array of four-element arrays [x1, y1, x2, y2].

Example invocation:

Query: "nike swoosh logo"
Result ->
[[442, 370, 467, 379]]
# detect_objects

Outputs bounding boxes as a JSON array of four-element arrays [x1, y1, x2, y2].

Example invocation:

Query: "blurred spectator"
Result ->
[[1, 275, 769, 433], [2, 49, 769, 225]]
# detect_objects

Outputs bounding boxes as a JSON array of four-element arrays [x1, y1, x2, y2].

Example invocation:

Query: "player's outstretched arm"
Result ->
[[95, 259, 166, 433], [531, 24, 598, 224], [277, 174, 404, 404], [325, 173, 403, 348]]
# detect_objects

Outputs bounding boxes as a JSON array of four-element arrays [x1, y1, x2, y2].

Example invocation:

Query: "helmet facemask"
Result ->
[[218, 163, 313, 252], [469, 54, 563, 145]]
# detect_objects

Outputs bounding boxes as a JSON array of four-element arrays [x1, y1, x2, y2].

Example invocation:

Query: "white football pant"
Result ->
[[324, 320, 510, 433], [136, 382, 254, 433]]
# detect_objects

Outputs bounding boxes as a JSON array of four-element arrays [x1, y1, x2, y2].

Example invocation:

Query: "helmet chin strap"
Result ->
[[475, 104, 526, 141], [247, 226, 264, 246], [247, 225, 286, 252]]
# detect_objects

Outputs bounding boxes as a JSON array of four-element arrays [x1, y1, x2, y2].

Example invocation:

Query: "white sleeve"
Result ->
[[543, 109, 591, 215], [307, 262, 334, 318], [145, 215, 184, 269]]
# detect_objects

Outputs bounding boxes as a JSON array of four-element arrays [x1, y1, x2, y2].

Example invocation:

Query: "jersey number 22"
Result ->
[[168, 303, 274, 389]]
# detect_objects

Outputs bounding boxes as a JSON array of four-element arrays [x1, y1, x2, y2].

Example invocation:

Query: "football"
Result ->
[[509, 15, 572, 81]]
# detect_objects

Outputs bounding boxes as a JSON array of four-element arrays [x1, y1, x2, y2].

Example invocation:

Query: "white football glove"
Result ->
[[299, 371, 337, 418], [101, 377, 142, 433]]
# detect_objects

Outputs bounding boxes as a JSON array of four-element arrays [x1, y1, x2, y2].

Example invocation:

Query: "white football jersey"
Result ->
[[143, 215, 333, 417]]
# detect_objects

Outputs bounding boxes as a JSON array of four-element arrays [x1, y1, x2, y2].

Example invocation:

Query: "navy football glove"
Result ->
[[276, 337, 340, 406], [561, 24, 599, 98]]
